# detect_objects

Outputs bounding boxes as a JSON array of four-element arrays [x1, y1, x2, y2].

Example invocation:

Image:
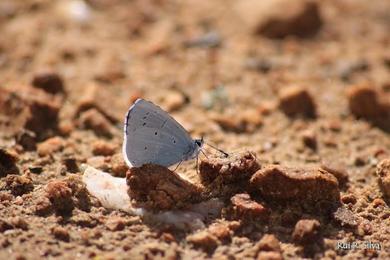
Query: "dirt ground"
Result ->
[[0, 0, 389, 259]]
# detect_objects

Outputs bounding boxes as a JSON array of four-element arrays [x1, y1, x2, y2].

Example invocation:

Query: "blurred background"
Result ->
[[0, 0, 389, 147]]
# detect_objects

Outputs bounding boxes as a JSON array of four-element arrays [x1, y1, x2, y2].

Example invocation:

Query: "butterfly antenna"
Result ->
[[205, 142, 229, 157]]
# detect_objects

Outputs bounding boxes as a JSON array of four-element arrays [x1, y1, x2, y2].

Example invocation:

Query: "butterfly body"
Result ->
[[123, 99, 203, 167]]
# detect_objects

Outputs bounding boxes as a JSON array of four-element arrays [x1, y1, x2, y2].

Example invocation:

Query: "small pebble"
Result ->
[[376, 159, 390, 198], [45, 180, 74, 214], [278, 86, 316, 118], [31, 70, 65, 94], [92, 140, 117, 156], [333, 206, 359, 228], [292, 219, 321, 245], [187, 230, 219, 252], [37, 137, 65, 157], [230, 193, 269, 222], [302, 129, 317, 150], [51, 226, 70, 242]]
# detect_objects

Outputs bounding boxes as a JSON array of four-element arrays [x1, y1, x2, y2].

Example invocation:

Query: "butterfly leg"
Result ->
[[173, 160, 183, 172], [200, 149, 209, 159], [196, 153, 199, 175]]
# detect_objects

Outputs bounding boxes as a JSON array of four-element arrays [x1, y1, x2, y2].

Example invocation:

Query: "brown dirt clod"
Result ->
[[31, 70, 65, 95], [347, 84, 390, 130], [333, 206, 359, 228], [278, 86, 316, 118], [199, 151, 260, 196], [126, 164, 203, 210], [186, 230, 219, 252], [257, 234, 281, 252], [1, 174, 33, 196], [0, 148, 19, 177], [320, 161, 349, 188], [292, 219, 321, 245], [110, 153, 128, 177], [376, 159, 390, 198], [0, 85, 61, 140], [230, 193, 269, 222], [51, 226, 70, 242], [45, 180, 74, 214], [37, 136, 65, 157], [250, 165, 340, 205], [257, 251, 283, 260], [92, 140, 117, 156], [237, 0, 322, 38]]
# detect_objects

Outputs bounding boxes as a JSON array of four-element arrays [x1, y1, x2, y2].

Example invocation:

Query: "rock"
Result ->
[[31, 70, 65, 94], [15, 130, 36, 151], [236, 0, 322, 38], [187, 230, 219, 252], [292, 219, 321, 245], [64, 174, 94, 211], [0, 148, 19, 177], [257, 251, 283, 260], [347, 84, 390, 130], [37, 136, 65, 157], [62, 157, 79, 173], [0, 192, 13, 202], [9, 216, 28, 230], [340, 194, 357, 205], [257, 234, 281, 251], [376, 159, 390, 198], [110, 153, 128, 177], [0, 85, 61, 139], [126, 164, 202, 210], [320, 161, 349, 188], [105, 216, 126, 231], [0, 174, 33, 196], [230, 193, 269, 222], [256, 234, 283, 260], [45, 180, 74, 214], [207, 222, 237, 242], [78, 108, 115, 137], [92, 140, 117, 156], [333, 206, 359, 228], [0, 219, 13, 232], [34, 197, 52, 216], [250, 165, 340, 205], [372, 198, 385, 208], [278, 86, 316, 118], [199, 151, 260, 186], [301, 129, 317, 150], [199, 152, 260, 197], [212, 110, 263, 133], [51, 226, 70, 242]]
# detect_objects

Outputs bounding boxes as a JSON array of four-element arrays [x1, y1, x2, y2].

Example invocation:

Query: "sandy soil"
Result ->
[[0, 0, 389, 259]]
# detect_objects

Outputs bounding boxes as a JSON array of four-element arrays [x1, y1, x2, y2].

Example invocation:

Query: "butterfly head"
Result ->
[[194, 137, 204, 149]]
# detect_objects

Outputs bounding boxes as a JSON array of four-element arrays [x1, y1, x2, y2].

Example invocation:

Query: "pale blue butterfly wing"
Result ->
[[123, 99, 197, 167]]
